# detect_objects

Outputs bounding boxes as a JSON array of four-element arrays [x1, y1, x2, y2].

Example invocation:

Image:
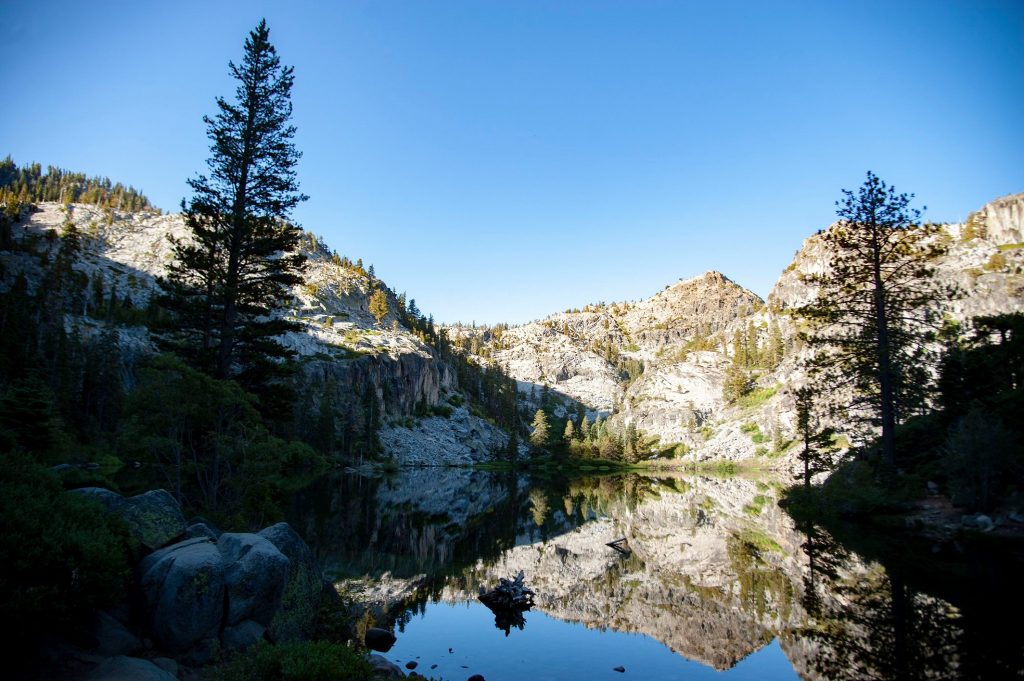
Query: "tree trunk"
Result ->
[[871, 226, 897, 468]]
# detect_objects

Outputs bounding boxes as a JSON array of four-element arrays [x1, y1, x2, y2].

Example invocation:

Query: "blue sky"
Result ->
[[3, 1, 1022, 324]]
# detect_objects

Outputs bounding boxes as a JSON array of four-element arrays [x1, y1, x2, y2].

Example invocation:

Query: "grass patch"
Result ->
[[735, 528, 782, 555], [740, 422, 768, 443], [997, 241, 1024, 252], [694, 459, 738, 476], [743, 494, 769, 516], [736, 386, 778, 409]]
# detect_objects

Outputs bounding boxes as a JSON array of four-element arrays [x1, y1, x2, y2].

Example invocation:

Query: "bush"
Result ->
[[942, 408, 1018, 512], [0, 453, 132, 658], [215, 641, 373, 681]]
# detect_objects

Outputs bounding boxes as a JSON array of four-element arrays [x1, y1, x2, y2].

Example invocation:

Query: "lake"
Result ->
[[288, 469, 1024, 680]]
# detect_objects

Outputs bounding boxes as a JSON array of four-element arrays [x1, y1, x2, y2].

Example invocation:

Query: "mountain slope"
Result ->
[[457, 193, 1024, 467]]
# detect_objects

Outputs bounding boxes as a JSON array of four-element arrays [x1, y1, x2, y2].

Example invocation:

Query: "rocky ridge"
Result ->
[[456, 193, 1024, 468], [2, 203, 500, 464]]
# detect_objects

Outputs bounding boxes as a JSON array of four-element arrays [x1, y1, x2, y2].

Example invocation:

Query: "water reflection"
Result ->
[[289, 469, 1024, 680]]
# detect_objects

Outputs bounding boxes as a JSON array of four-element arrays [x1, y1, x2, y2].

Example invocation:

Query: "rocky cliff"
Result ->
[[1, 202, 500, 464], [456, 193, 1024, 467]]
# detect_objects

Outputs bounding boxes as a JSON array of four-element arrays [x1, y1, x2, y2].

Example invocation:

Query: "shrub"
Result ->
[[942, 408, 1017, 512], [215, 640, 373, 681], [0, 453, 132, 658]]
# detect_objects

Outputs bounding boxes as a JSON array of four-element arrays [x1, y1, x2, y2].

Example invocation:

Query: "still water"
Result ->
[[289, 469, 1024, 680]]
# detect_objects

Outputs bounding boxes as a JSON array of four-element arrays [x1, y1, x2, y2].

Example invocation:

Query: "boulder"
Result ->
[[188, 516, 223, 538], [73, 487, 185, 550], [136, 538, 226, 652], [152, 658, 178, 677], [184, 522, 220, 541], [120, 490, 186, 550], [222, 620, 267, 652], [367, 653, 405, 678], [365, 627, 397, 652], [87, 656, 177, 680], [217, 533, 289, 627], [258, 522, 323, 641], [92, 610, 143, 656]]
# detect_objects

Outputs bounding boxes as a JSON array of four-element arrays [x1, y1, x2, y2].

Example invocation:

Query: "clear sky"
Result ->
[[2, 1, 1022, 324]]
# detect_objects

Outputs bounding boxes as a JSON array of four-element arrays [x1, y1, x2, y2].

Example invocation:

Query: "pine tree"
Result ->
[[162, 20, 306, 390], [369, 289, 389, 325], [563, 418, 575, 443], [793, 386, 837, 487], [767, 321, 785, 368], [529, 409, 550, 450], [797, 172, 946, 467]]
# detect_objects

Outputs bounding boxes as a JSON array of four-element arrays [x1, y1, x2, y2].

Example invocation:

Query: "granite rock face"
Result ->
[[452, 194, 1024, 467]]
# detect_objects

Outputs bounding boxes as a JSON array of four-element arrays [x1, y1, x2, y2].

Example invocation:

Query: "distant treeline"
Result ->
[[0, 157, 155, 212]]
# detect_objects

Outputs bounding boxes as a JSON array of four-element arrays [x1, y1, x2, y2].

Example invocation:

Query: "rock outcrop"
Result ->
[[76, 487, 325, 663], [454, 193, 1024, 467], [2, 203, 506, 464]]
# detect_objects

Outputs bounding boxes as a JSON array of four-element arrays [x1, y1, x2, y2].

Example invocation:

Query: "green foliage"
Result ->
[[121, 354, 327, 525], [0, 453, 132, 659], [162, 20, 306, 402], [796, 172, 946, 467], [529, 409, 550, 450], [793, 385, 838, 487], [214, 640, 373, 681], [736, 385, 778, 409], [722, 362, 753, 403], [739, 421, 763, 441], [368, 288, 388, 324], [943, 407, 1018, 512], [0, 156, 155, 211], [733, 527, 783, 556], [743, 494, 769, 516]]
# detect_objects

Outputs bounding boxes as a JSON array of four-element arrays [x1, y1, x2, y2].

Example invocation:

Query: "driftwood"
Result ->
[[478, 570, 535, 609], [606, 537, 631, 555], [478, 571, 535, 635]]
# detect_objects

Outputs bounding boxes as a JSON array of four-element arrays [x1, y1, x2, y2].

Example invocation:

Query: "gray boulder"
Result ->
[[185, 522, 220, 541], [367, 653, 405, 679], [73, 487, 185, 550], [187, 516, 223, 538], [92, 610, 143, 656], [258, 522, 323, 641], [137, 538, 225, 652], [222, 620, 267, 652], [217, 533, 289, 627], [87, 656, 177, 680], [72, 487, 124, 509], [121, 490, 186, 549]]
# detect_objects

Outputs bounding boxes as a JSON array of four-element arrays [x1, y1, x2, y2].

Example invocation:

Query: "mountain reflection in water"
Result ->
[[288, 469, 1024, 680]]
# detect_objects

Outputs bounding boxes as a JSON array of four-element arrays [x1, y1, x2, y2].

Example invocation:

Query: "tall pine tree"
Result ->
[[163, 20, 306, 398], [797, 172, 945, 467]]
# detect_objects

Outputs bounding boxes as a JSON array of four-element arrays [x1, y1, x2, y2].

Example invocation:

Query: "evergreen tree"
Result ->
[[767, 321, 785, 368], [793, 386, 837, 488], [369, 289, 389, 325], [162, 20, 306, 392], [797, 172, 945, 467], [563, 418, 575, 443], [529, 409, 550, 450]]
